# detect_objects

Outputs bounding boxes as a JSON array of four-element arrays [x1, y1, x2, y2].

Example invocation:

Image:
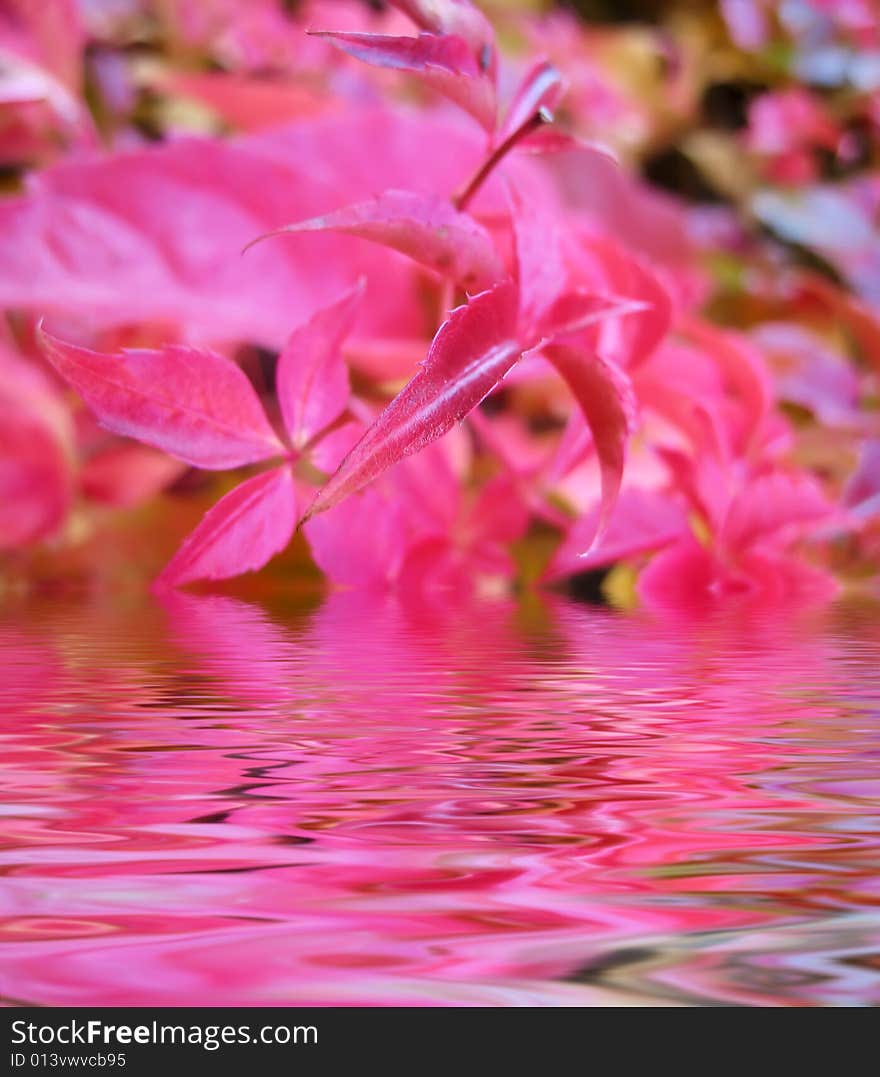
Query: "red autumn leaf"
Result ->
[[311, 31, 496, 129], [544, 343, 638, 549], [248, 189, 504, 291], [277, 283, 362, 450], [155, 466, 297, 590], [38, 328, 284, 470], [303, 280, 520, 521]]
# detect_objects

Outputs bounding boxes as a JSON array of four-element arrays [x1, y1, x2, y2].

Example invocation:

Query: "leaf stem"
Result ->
[[453, 108, 552, 212]]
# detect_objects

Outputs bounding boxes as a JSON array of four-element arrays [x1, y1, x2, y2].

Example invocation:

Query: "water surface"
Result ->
[[2, 589, 879, 1006]]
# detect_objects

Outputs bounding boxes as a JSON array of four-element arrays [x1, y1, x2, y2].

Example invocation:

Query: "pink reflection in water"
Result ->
[[0, 591, 879, 1006]]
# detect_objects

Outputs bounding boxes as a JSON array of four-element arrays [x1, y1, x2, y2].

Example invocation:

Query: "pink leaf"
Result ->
[[310, 29, 478, 74], [0, 111, 486, 347], [544, 410, 595, 484], [39, 328, 283, 470], [721, 471, 833, 553], [303, 484, 410, 589], [533, 289, 650, 348], [0, 0, 88, 139], [500, 58, 565, 143], [544, 344, 637, 549], [655, 443, 731, 538], [0, 347, 73, 549], [304, 280, 520, 521], [250, 190, 504, 291], [583, 236, 672, 368], [312, 31, 496, 129], [155, 467, 297, 589], [157, 71, 329, 132], [388, 0, 497, 73], [514, 129, 584, 155], [682, 318, 772, 450], [545, 487, 689, 582], [469, 474, 530, 545], [635, 345, 734, 467], [81, 444, 186, 508], [304, 437, 465, 588], [467, 408, 547, 478], [551, 143, 695, 273], [277, 284, 362, 451], [636, 538, 719, 612], [509, 179, 569, 334], [637, 538, 838, 612], [509, 181, 648, 347], [0, 0, 84, 93]]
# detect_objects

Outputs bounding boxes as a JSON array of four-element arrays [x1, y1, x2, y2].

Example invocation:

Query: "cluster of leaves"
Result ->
[[0, 0, 877, 609]]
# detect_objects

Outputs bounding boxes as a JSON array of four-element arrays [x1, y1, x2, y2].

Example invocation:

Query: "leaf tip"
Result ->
[[576, 532, 601, 560], [34, 317, 53, 351], [241, 229, 282, 256]]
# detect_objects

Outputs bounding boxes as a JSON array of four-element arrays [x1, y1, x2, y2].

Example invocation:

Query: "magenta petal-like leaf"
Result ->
[[500, 58, 565, 143], [303, 280, 520, 521], [586, 236, 672, 368], [312, 31, 496, 129], [155, 467, 297, 590], [0, 346, 74, 550], [534, 289, 650, 348], [251, 190, 504, 291], [508, 184, 643, 347], [311, 29, 479, 73], [39, 328, 283, 469], [682, 318, 772, 447], [390, 0, 497, 65], [277, 283, 363, 450], [721, 471, 833, 552], [510, 181, 567, 334], [545, 487, 689, 582], [544, 344, 637, 549]]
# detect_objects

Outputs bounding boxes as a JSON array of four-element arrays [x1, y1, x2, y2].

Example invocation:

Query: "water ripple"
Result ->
[[0, 590, 878, 1005]]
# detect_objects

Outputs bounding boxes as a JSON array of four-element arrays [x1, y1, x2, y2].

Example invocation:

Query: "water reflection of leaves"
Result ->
[[1, 591, 879, 1005]]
